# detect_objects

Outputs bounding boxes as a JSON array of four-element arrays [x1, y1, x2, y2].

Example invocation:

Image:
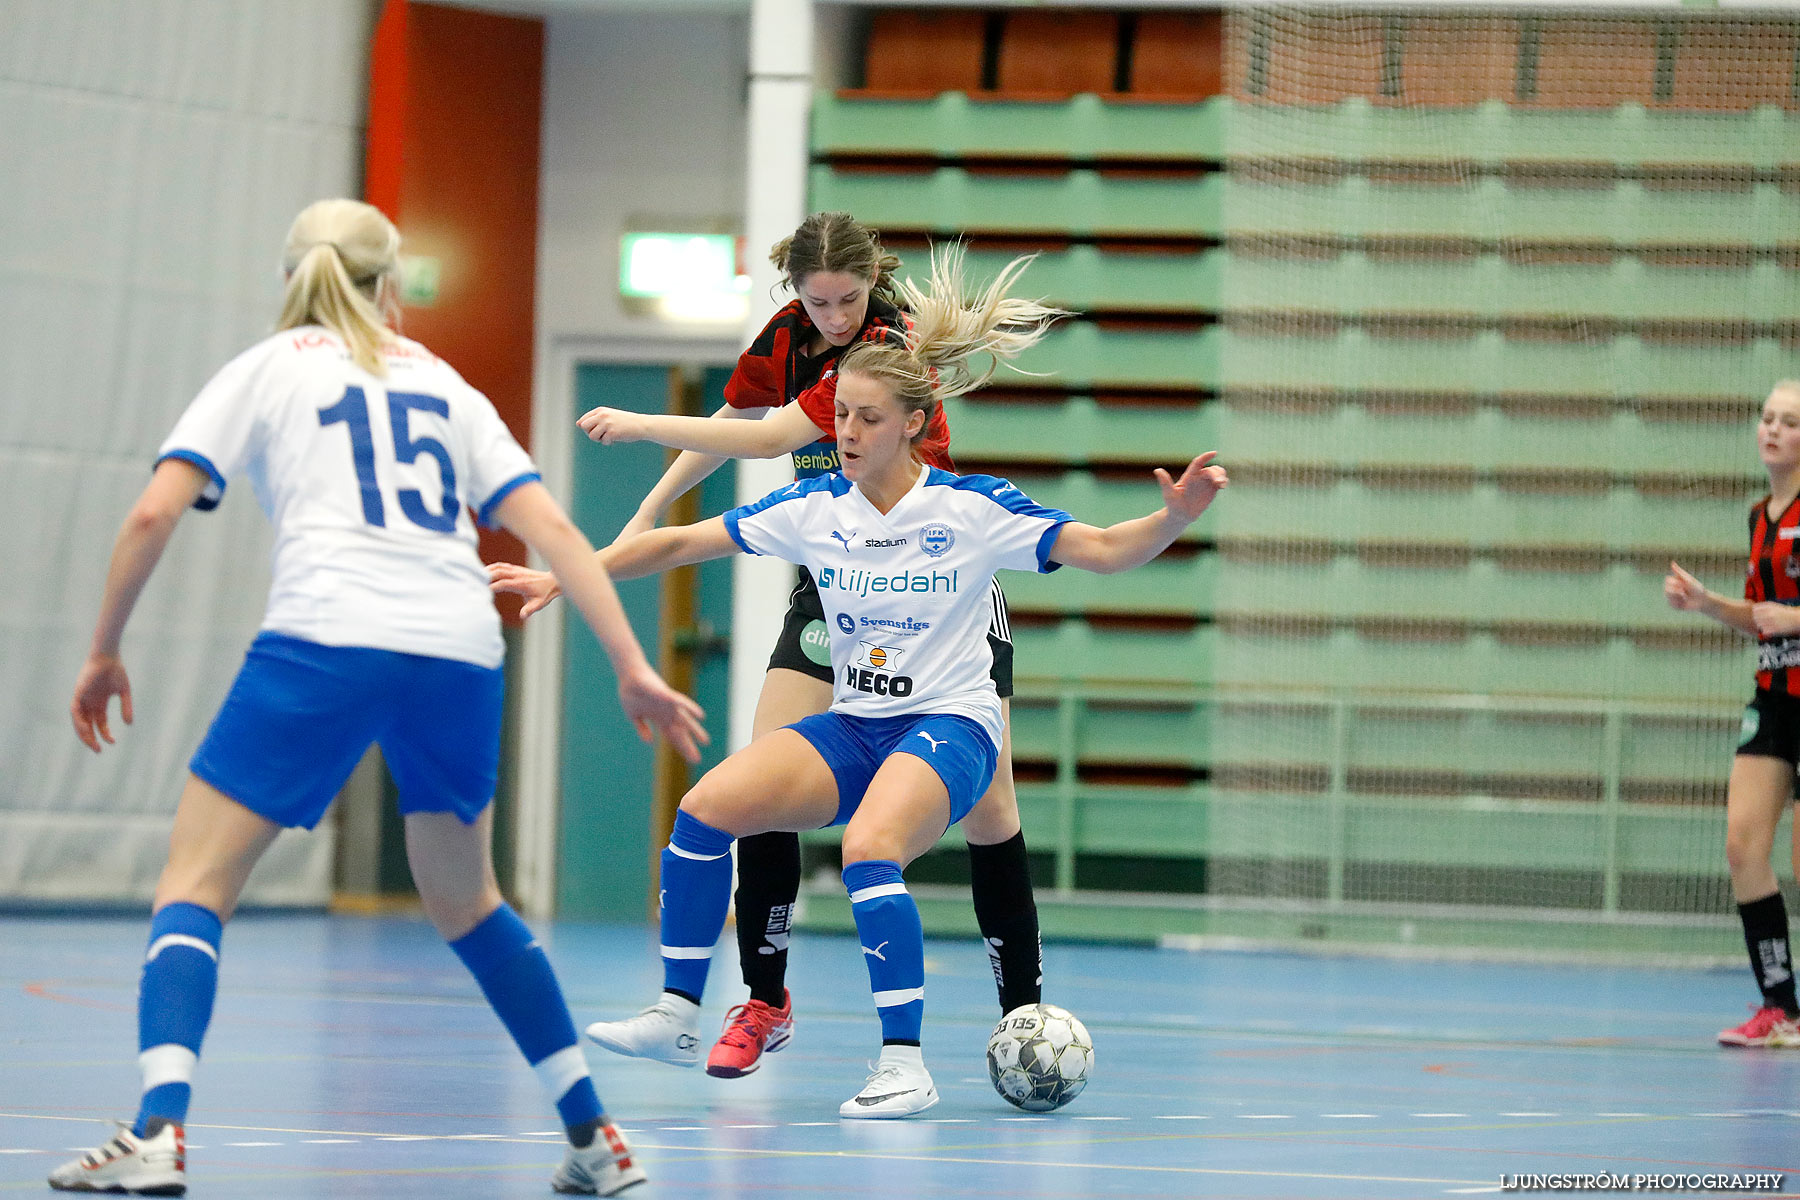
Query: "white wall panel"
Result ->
[[0, 0, 375, 904]]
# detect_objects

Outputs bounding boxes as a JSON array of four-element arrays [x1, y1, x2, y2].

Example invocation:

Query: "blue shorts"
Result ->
[[190, 632, 504, 830], [788, 711, 998, 830]]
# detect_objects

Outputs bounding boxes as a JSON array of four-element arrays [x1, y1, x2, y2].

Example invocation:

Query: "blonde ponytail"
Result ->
[[276, 199, 400, 376], [838, 245, 1066, 454]]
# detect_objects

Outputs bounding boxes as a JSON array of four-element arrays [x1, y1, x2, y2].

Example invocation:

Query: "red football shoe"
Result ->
[[705, 990, 794, 1078], [1718, 1004, 1800, 1047]]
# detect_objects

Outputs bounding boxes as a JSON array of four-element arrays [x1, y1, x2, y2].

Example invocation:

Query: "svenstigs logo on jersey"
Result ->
[[816, 566, 958, 597], [919, 523, 955, 558], [844, 641, 913, 697]]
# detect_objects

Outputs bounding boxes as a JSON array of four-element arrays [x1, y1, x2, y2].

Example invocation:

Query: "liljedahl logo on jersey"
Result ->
[[815, 566, 958, 597], [919, 523, 955, 558]]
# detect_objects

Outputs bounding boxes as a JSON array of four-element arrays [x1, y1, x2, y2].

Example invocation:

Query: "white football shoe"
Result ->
[[839, 1045, 939, 1119], [550, 1122, 647, 1195], [48, 1121, 185, 1195], [585, 992, 702, 1067]]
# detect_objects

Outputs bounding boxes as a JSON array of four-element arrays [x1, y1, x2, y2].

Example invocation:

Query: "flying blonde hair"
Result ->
[[276, 199, 401, 375], [837, 245, 1066, 457]]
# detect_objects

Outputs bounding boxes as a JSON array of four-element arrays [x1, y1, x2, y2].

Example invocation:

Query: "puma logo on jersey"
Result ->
[[861, 941, 889, 961], [915, 731, 946, 753], [831, 529, 856, 551]]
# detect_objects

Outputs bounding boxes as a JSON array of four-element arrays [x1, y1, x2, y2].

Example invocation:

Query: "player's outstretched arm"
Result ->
[[496, 481, 709, 762], [71, 458, 210, 752], [488, 514, 743, 617], [580, 399, 822, 461], [1665, 560, 1762, 638], [1047, 452, 1228, 576]]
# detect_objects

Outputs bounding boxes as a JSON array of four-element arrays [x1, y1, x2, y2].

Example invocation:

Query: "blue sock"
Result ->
[[659, 811, 735, 1000], [843, 860, 925, 1044], [450, 904, 602, 1132], [134, 902, 223, 1135]]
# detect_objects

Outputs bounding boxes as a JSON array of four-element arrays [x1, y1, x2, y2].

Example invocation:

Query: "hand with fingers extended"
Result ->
[[1157, 452, 1229, 525], [576, 407, 649, 446], [617, 665, 709, 764], [71, 653, 133, 753], [489, 561, 561, 619], [1664, 561, 1712, 614]]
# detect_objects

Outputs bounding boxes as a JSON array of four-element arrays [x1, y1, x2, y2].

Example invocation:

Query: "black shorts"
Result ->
[[1736, 688, 1800, 768], [765, 568, 1015, 699]]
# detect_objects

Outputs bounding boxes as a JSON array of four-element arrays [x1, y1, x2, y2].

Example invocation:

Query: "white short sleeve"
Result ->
[[156, 343, 270, 510], [955, 476, 1073, 574], [724, 478, 837, 563], [455, 387, 539, 527]]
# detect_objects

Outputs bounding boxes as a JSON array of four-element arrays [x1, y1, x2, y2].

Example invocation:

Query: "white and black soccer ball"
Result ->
[[986, 1002, 1093, 1112]]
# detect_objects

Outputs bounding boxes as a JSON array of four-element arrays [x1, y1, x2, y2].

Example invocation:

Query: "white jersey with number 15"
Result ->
[[157, 327, 538, 669]]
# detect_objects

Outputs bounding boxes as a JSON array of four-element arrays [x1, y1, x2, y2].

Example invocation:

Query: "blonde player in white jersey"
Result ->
[[575, 248, 1228, 1117], [52, 200, 703, 1197]]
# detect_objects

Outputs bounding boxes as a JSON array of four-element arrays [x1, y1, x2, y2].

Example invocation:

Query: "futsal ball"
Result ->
[[986, 1003, 1093, 1111]]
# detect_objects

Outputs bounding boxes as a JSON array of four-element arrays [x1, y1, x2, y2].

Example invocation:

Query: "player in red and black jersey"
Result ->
[[1666, 380, 1800, 1048], [492, 213, 1047, 1077]]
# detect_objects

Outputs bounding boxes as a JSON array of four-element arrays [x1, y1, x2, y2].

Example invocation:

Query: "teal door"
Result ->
[[557, 363, 737, 920]]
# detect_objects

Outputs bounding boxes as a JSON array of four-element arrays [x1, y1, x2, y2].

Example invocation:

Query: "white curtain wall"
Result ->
[[0, 0, 375, 904]]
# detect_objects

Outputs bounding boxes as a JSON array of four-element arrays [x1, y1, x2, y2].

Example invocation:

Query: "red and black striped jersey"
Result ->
[[723, 295, 953, 477], [1746, 494, 1800, 694]]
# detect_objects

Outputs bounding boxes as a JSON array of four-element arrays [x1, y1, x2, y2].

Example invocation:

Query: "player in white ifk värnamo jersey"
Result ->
[[54, 199, 702, 1198], [725, 470, 1063, 752], [573, 246, 1229, 1119]]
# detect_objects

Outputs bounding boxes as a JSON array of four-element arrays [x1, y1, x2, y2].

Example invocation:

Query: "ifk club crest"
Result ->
[[919, 523, 954, 558]]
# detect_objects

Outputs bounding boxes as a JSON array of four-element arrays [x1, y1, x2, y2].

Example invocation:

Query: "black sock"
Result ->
[[566, 1117, 600, 1148], [1739, 892, 1799, 1016], [735, 831, 801, 1008], [968, 831, 1043, 1013]]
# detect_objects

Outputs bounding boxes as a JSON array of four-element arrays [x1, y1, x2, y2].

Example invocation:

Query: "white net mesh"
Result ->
[[1203, 8, 1798, 953]]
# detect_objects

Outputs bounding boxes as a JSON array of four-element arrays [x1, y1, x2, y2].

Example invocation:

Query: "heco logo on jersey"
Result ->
[[844, 640, 913, 697], [816, 566, 958, 597]]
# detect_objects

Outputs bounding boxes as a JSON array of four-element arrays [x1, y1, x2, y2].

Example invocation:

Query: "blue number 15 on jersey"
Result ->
[[318, 385, 460, 532]]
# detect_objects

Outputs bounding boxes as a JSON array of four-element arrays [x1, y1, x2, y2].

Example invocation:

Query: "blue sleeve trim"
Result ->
[[1035, 521, 1071, 574], [156, 450, 226, 512], [722, 509, 758, 555], [935, 471, 1074, 524], [476, 471, 541, 529]]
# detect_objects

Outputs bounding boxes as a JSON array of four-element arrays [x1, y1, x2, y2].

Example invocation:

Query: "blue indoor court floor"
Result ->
[[2, 913, 1796, 1199]]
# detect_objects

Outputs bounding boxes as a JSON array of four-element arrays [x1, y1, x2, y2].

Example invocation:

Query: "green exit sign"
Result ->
[[620, 233, 746, 299]]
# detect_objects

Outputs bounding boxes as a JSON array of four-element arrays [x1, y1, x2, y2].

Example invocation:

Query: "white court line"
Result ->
[[376, 1136, 432, 1141], [996, 1116, 1046, 1121], [0, 1149, 44, 1154], [302, 1138, 357, 1144], [1694, 1112, 1747, 1117], [444, 1134, 506, 1140], [657, 1126, 708, 1131], [788, 1122, 836, 1128]]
